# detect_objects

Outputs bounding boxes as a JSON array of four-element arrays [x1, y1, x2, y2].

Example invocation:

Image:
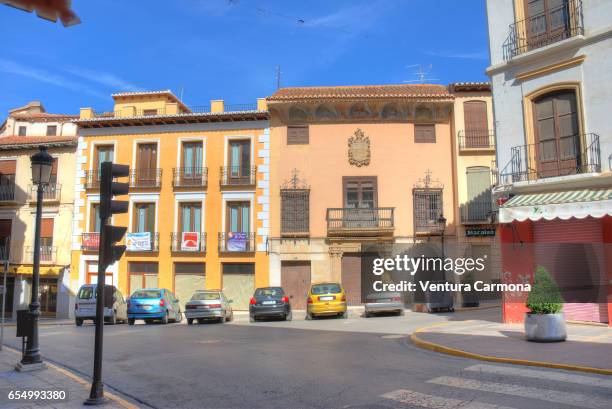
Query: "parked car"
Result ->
[[364, 291, 404, 317], [249, 287, 292, 322], [184, 290, 233, 324], [127, 288, 182, 325], [306, 283, 347, 320], [74, 284, 128, 326]]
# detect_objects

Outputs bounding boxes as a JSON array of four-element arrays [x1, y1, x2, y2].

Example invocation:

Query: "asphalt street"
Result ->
[[2, 312, 611, 409]]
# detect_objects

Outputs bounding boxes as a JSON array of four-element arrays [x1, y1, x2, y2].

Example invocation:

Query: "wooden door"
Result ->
[[281, 261, 311, 309], [137, 143, 158, 185], [466, 167, 492, 221], [181, 142, 203, 184], [343, 177, 378, 228], [533, 90, 580, 178], [464, 101, 489, 147], [525, 0, 571, 50], [179, 203, 201, 233], [228, 140, 251, 182], [341, 254, 362, 306]]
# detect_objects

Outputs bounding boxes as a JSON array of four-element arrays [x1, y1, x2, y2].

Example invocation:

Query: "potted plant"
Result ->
[[524, 267, 566, 342], [461, 272, 480, 307]]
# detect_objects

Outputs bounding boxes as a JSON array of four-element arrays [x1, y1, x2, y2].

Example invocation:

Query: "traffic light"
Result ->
[[99, 162, 129, 268]]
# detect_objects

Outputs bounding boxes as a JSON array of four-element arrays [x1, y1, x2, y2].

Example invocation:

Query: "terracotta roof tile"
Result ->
[[12, 112, 78, 122], [0, 135, 77, 148], [268, 84, 453, 101]]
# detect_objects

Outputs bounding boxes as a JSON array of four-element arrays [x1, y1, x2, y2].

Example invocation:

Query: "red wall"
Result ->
[[603, 216, 612, 327]]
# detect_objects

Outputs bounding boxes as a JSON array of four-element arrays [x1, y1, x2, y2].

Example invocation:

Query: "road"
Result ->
[[2, 311, 611, 409]]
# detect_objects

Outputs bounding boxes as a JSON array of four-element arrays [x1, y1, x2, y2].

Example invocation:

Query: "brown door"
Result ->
[[281, 261, 311, 309], [343, 177, 378, 228], [181, 142, 203, 184], [463, 101, 489, 147], [525, 0, 572, 50], [40, 218, 54, 262], [228, 140, 251, 182], [341, 253, 362, 306], [137, 143, 158, 186], [533, 90, 580, 178], [0, 219, 11, 260], [39, 278, 57, 315]]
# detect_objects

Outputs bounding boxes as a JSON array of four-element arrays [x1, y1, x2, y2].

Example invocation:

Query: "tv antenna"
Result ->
[[403, 64, 439, 83]]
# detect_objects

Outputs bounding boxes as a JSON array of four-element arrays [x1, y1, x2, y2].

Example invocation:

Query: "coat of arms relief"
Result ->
[[348, 128, 371, 167]]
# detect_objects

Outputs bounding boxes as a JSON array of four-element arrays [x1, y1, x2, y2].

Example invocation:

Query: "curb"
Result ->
[[1, 321, 74, 328], [2, 345, 139, 408], [410, 323, 612, 376]]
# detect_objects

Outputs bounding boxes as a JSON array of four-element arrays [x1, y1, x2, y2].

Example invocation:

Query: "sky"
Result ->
[[0, 0, 491, 116]]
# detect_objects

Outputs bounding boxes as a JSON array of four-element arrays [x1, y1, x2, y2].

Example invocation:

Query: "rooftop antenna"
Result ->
[[275, 65, 282, 89], [403, 64, 439, 83]]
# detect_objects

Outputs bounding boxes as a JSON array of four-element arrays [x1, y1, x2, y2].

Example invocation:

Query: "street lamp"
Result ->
[[18, 146, 53, 370]]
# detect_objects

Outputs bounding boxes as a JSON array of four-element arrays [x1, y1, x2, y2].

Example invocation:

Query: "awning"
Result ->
[[499, 188, 612, 223], [0, 265, 64, 276]]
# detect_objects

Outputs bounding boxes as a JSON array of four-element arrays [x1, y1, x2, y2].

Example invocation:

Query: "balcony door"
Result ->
[[0, 160, 16, 201], [228, 140, 251, 182], [137, 143, 158, 186], [533, 90, 580, 178], [464, 101, 489, 148], [466, 167, 492, 222], [226, 202, 250, 233], [94, 145, 114, 183], [181, 141, 203, 184], [525, 0, 572, 50], [179, 203, 201, 233], [343, 177, 378, 228]]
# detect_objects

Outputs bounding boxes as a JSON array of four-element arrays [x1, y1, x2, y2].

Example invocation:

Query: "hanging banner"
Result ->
[[227, 232, 248, 252], [181, 232, 200, 251], [126, 232, 151, 251]]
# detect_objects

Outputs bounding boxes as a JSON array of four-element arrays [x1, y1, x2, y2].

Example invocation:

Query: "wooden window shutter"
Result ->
[[51, 157, 58, 175], [287, 126, 309, 145], [0, 160, 16, 174], [281, 189, 309, 235], [41, 218, 54, 237], [464, 101, 488, 134], [414, 124, 436, 143]]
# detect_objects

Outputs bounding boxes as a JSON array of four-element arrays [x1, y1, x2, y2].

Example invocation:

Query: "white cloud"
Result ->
[[63, 66, 143, 92]]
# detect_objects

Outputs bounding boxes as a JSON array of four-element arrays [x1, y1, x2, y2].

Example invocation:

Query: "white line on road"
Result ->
[[428, 376, 610, 409], [381, 389, 517, 409], [464, 364, 612, 389]]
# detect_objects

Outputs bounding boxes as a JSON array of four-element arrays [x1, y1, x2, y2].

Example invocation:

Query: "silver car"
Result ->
[[184, 290, 234, 324], [75, 284, 128, 326], [364, 291, 404, 317]]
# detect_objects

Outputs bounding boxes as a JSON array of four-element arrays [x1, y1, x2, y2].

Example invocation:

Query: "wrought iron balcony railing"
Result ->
[[218, 232, 255, 252], [0, 178, 16, 202], [499, 133, 601, 185], [85, 170, 101, 189], [327, 207, 394, 236], [503, 0, 583, 60], [29, 183, 61, 202], [126, 232, 159, 252], [81, 232, 100, 251], [26, 245, 57, 264], [173, 167, 208, 188], [458, 130, 495, 150], [171, 232, 206, 252], [220, 166, 257, 187], [460, 200, 493, 224], [130, 169, 162, 188]]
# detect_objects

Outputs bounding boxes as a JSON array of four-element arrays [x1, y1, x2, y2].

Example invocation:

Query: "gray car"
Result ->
[[185, 290, 234, 324], [364, 291, 404, 317]]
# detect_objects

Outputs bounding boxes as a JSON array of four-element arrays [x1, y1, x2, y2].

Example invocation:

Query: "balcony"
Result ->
[[458, 130, 495, 151], [126, 232, 159, 252], [460, 200, 493, 224], [26, 246, 57, 264], [85, 170, 101, 189], [171, 232, 206, 253], [327, 208, 394, 237], [81, 232, 100, 251], [29, 184, 61, 202], [220, 166, 257, 187], [129, 169, 162, 189], [499, 133, 600, 185], [173, 167, 208, 188], [218, 232, 255, 253], [503, 0, 583, 60], [0, 179, 16, 203]]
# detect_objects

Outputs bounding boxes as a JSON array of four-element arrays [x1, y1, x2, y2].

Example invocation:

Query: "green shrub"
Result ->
[[526, 267, 564, 314]]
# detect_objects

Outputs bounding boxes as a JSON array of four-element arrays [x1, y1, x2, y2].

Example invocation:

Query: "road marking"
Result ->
[[428, 376, 610, 409], [381, 389, 516, 409], [464, 364, 612, 389], [380, 334, 405, 339]]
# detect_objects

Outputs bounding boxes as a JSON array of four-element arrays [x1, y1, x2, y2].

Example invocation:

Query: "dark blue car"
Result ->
[[127, 288, 182, 325]]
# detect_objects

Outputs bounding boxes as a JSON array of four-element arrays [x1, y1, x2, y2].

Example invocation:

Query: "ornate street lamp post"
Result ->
[[17, 146, 53, 370]]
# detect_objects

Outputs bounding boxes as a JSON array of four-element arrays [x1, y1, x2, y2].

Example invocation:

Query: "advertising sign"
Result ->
[[181, 232, 200, 251], [126, 232, 151, 251], [227, 232, 248, 252]]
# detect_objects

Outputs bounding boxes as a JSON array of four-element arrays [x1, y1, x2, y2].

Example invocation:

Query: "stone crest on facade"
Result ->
[[348, 128, 371, 167]]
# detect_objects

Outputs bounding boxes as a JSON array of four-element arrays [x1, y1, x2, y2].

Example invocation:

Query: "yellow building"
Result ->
[[0, 101, 78, 318], [71, 91, 270, 311]]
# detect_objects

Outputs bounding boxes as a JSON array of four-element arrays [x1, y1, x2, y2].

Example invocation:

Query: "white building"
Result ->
[[485, 0, 612, 325]]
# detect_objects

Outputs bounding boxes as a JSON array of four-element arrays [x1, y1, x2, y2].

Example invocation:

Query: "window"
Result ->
[[128, 262, 159, 294], [0, 160, 16, 201], [136, 143, 158, 186], [344, 177, 377, 209], [464, 167, 492, 222], [463, 101, 489, 148], [228, 140, 251, 179], [95, 145, 114, 168], [179, 202, 202, 233], [40, 218, 54, 261], [133, 203, 156, 233], [0, 219, 11, 260], [226, 201, 250, 232], [181, 141, 204, 181], [287, 126, 309, 145], [90, 203, 101, 232], [142, 109, 158, 116], [46, 125, 57, 136], [281, 189, 309, 235], [222, 263, 255, 274], [18, 126, 27, 136], [415, 124, 436, 143], [525, 0, 575, 50], [413, 189, 443, 232]]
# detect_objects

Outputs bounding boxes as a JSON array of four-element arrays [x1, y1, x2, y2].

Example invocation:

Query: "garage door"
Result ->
[[341, 253, 362, 306], [222, 263, 255, 310], [174, 263, 205, 311], [281, 261, 311, 309], [534, 217, 608, 323]]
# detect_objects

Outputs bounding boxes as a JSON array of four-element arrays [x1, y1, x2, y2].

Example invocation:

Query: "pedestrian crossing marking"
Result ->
[[464, 364, 612, 389], [381, 389, 517, 409], [428, 376, 610, 409]]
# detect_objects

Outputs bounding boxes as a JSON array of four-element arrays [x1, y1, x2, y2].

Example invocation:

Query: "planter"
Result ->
[[524, 313, 566, 342]]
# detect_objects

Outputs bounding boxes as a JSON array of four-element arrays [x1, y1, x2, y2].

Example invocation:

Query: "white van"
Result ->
[[75, 284, 128, 326]]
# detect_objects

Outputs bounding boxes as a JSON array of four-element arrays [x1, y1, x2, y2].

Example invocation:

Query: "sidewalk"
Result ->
[[412, 318, 612, 375], [0, 347, 135, 408]]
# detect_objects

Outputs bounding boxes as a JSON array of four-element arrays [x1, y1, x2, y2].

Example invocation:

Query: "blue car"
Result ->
[[127, 288, 182, 325]]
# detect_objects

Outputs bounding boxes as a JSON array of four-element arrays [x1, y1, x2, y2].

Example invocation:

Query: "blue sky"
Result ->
[[0, 0, 490, 116]]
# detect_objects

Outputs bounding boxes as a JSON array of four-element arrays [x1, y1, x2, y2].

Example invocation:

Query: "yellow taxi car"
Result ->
[[306, 282, 347, 320]]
